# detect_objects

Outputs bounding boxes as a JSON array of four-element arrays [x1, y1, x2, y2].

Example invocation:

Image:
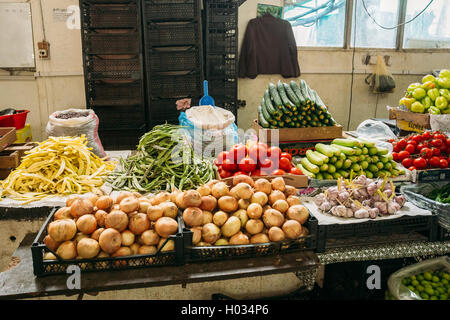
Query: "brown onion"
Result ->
[[70, 199, 94, 218], [245, 219, 264, 235], [147, 205, 164, 221], [120, 196, 139, 213], [183, 207, 203, 227], [212, 211, 228, 227], [66, 195, 80, 207], [269, 190, 286, 206], [98, 228, 121, 254], [159, 201, 178, 219], [262, 209, 284, 228], [44, 235, 61, 251], [217, 196, 238, 213], [54, 207, 72, 220], [247, 203, 263, 219], [139, 245, 157, 255], [48, 219, 77, 242], [94, 210, 108, 227], [155, 217, 178, 238], [115, 191, 134, 204], [250, 233, 270, 244], [91, 228, 105, 241], [201, 211, 213, 225], [121, 230, 135, 246], [229, 232, 249, 245], [128, 213, 150, 235], [211, 182, 229, 199], [140, 229, 160, 246], [77, 238, 100, 259], [199, 195, 217, 212], [202, 223, 221, 243], [76, 214, 97, 235], [268, 227, 285, 242], [56, 241, 77, 260], [254, 179, 272, 194], [105, 210, 129, 232], [282, 220, 302, 239], [191, 227, 202, 245]]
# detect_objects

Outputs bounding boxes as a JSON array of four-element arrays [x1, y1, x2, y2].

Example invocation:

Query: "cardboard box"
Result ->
[[220, 173, 309, 189], [0, 127, 17, 152], [16, 124, 32, 143], [388, 107, 431, 133], [252, 120, 343, 143]]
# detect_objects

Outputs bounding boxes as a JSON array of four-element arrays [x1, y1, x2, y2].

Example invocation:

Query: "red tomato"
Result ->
[[259, 158, 273, 169], [238, 157, 257, 173], [248, 143, 268, 162], [433, 133, 446, 141], [429, 156, 441, 168], [402, 158, 413, 168], [446, 139, 450, 148], [279, 157, 292, 172], [420, 147, 433, 159], [289, 167, 303, 175], [251, 169, 268, 176], [229, 144, 247, 163], [421, 131, 431, 140], [416, 144, 426, 153], [432, 148, 441, 157], [408, 166, 416, 171], [439, 159, 449, 169], [405, 144, 415, 154], [219, 169, 232, 179], [398, 150, 410, 161], [388, 139, 394, 143], [392, 152, 399, 162], [431, 139, 443, 148], [271, 169, 286, 176], [222, 159, 237, 172], [233, 171, 248, 176], [412, 135, 423, 143], [393, 143, 402, 153], [216, 151, 229, 165], [280, 152, 292, 162], [397, 139, 407, 150], [408, 140, 418, 148], [267, 146, 281, 159], [413, 157, 427, 170]]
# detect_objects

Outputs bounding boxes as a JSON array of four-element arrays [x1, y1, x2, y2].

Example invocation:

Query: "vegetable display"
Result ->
[[313, 175, 406, 219], [257, 80, 338, 128], [179, 176, 310, 246], [389, 131, 450, 170], [215, 141, 303, 178], [297, 138, 404, 179], [428, 183, 450, 204], [42, 191, 180, 261], [107, 124, 214, 192], [1, 135, 116, 203], [399, 69, 450, 114], [401, 270, 450, 300]]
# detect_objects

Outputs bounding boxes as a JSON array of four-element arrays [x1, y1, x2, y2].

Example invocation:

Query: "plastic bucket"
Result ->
[[0, 110, 30, 129]]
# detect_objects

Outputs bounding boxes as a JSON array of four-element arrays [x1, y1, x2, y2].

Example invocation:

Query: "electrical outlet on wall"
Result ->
[[37, 41, 50, 59]]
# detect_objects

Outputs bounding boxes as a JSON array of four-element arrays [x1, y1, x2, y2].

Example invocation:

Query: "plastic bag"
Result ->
[[355, 119, 397, 152], [430, 114, 450, 134], [46, 108, 107, 157], [365, 55, 396, 93], [179, 108, 238, 158], [387, 256, 450, 300]]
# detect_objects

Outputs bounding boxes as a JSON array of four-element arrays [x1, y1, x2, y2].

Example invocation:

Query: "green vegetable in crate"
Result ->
[[269, 82, 283, 108], [435, 96, 448, 110], [428, 183, 450, 204], [257, 105, 270, 128], [402, 270, 450, 300], [277, 81, 296, 110]]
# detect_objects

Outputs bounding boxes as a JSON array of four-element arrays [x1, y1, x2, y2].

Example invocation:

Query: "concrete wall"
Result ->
[[0, 0, 84, 141], [237, 0, 450, 131]]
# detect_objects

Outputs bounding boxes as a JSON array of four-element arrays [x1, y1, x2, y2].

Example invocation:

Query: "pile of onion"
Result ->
[[43, 190, 179, 261], [179, 176, 309, 246]]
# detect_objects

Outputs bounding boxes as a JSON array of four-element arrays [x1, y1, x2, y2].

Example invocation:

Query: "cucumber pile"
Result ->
[[257, 80, 338, 128], [297, 138, 406, 180]]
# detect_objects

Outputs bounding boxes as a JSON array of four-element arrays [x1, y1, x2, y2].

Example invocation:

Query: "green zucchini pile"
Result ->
[[258, 80, 337, 129]]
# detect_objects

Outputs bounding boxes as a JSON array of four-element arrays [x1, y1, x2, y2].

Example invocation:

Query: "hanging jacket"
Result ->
[[238, 14, 300, 79]]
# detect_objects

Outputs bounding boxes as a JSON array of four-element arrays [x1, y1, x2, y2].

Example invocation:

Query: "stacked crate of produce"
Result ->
[[80, 0, 147, 149], [142, 0, 204, 128]]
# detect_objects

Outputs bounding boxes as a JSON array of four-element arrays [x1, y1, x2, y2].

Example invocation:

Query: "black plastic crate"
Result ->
[[88, 80, 143, 107], [182, 215, 317, 262], [147, 21, 201, 47], [82, 3, 139, 29], [86, 56, 141, 81], [148, 98, 181, 121], [94, 105, 146, 129], [208, 79, 237, 97], [99, 127, 146, 150], [31, 208, 184, 277], [143, 0, 200, 22], [206, 54, 237, 79], [147, 47, 201, 73], [315, 214, 439, 253], [437, 224, 449, 241], [148, 72, 202, 99], [83, 32, 140, 54]]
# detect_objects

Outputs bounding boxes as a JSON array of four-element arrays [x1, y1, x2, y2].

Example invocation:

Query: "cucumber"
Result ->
[[332, 172, 342, 180], [264, 90, 278, 116], [338, 170, 349, 178], [354, 148, 362, 156], [380, 155, 390, 164], [257, 106, 270, 128], [362, 147, 369, 155], [261, 98, 272, 122], [297, 163, 315, 178], [368, 147, 378, 155], [371, 155, 380, 163], [330, 156, 338, 163], [304, 83, 317, 105], [315, 173, 324, 180], [327, 145, 341, 156], [284, 83, 300, 107], [351, 163, 361, 172], [301, 157, 320, 174], [315, 143, 335, 157], [348, 156, 359, 163], [327, 164, 337, 174], [331, 144, 356, 156], [376, 162, 384, 170], [269, 83, 283, 108], [299, 80, 312, 102], [311, 90, 326, 107], [368, 164, 379, 173], [332, 138, 358, 148], [384, 162, 392, 171], [356, 138, 376, 148], [306, 150, 324, 166], [277, 81, 295, 109], [360, 161, 369, 170], [339, 153, 346, 161], [335, 160, 343, 169], [312, 151, 329, 163], [290, 81, 306, 105], [365, 171, 374, 179], [320, 164, 329, 172], [280, 104, 293, 116], [323, 172, 334, 180], [377, 147, 389, 155]]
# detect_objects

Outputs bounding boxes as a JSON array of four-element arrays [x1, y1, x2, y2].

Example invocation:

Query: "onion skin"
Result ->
[[70, 199, 94, 218], [286, 205, 309, 224], [262, 209, 284, 228], [250, 233, 270, 244], [182, 207, 203, 227], [282, 220, 302, 239], [269, 190, 286, 206], [158, 239, 175, 252], [271, 177, 286, 192], [254, 179, 272, 195], [199, 195, 217, 212], [140, 229, 160, 246], [212, 211, 228, 227], [139, 245, 157, 255], [245, 219, 264, 235], [287, 196, 302, 207], [154, 217, 178, 238], [119, 196, 139, 213], [128, 213, 150, 235], [121, 230, 135, 246], [116, 191, 134, 204], [159, 201, 178, 219], [91, 228, 105, 241], [182, 190, 202, 208], [54, 207, 72, 220], [246, 203, 263, 219], [44, 235, 61, 251], [268, 227, 285, 242], [229, 232, 250, 245], [221, 216, 241, 238], [66, 195, 80, 208], [77, 238, 100, 259], [94, 210, 108, 228], [201, 223, 221, 243], [98, 228, 122, 254], [217, 196, 238, 213], [105, 210, 129, 232], [147, 205, 164, 222], [201, 211, 213, 225], [232, 175, 254, 187], [56, 241, 77, 260], [76, 214, 98, 235], [48, 219, 77, 242], [211, 182, 230, 199]]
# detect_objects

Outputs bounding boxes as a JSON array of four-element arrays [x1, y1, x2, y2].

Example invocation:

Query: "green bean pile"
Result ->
[[107, 124, 214, 192]]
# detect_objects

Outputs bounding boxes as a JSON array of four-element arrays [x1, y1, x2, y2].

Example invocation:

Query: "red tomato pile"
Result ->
[[389, 131, 450, 171], [214, 143, 303, 178]]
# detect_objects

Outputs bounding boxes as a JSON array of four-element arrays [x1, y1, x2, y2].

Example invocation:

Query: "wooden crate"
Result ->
[[0, 142, 37, 179]]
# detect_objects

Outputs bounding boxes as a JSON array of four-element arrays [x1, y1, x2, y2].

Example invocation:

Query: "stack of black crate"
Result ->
[[142, 0, 204, 128], [80, 0, 147, 150], [204, 0, 238, 120]]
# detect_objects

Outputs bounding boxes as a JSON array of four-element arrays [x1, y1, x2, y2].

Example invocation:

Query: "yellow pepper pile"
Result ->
[[1, 135, 116, 203]]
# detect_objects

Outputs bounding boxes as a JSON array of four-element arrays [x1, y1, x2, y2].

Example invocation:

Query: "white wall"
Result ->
[[237, 0, 450, 131]]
